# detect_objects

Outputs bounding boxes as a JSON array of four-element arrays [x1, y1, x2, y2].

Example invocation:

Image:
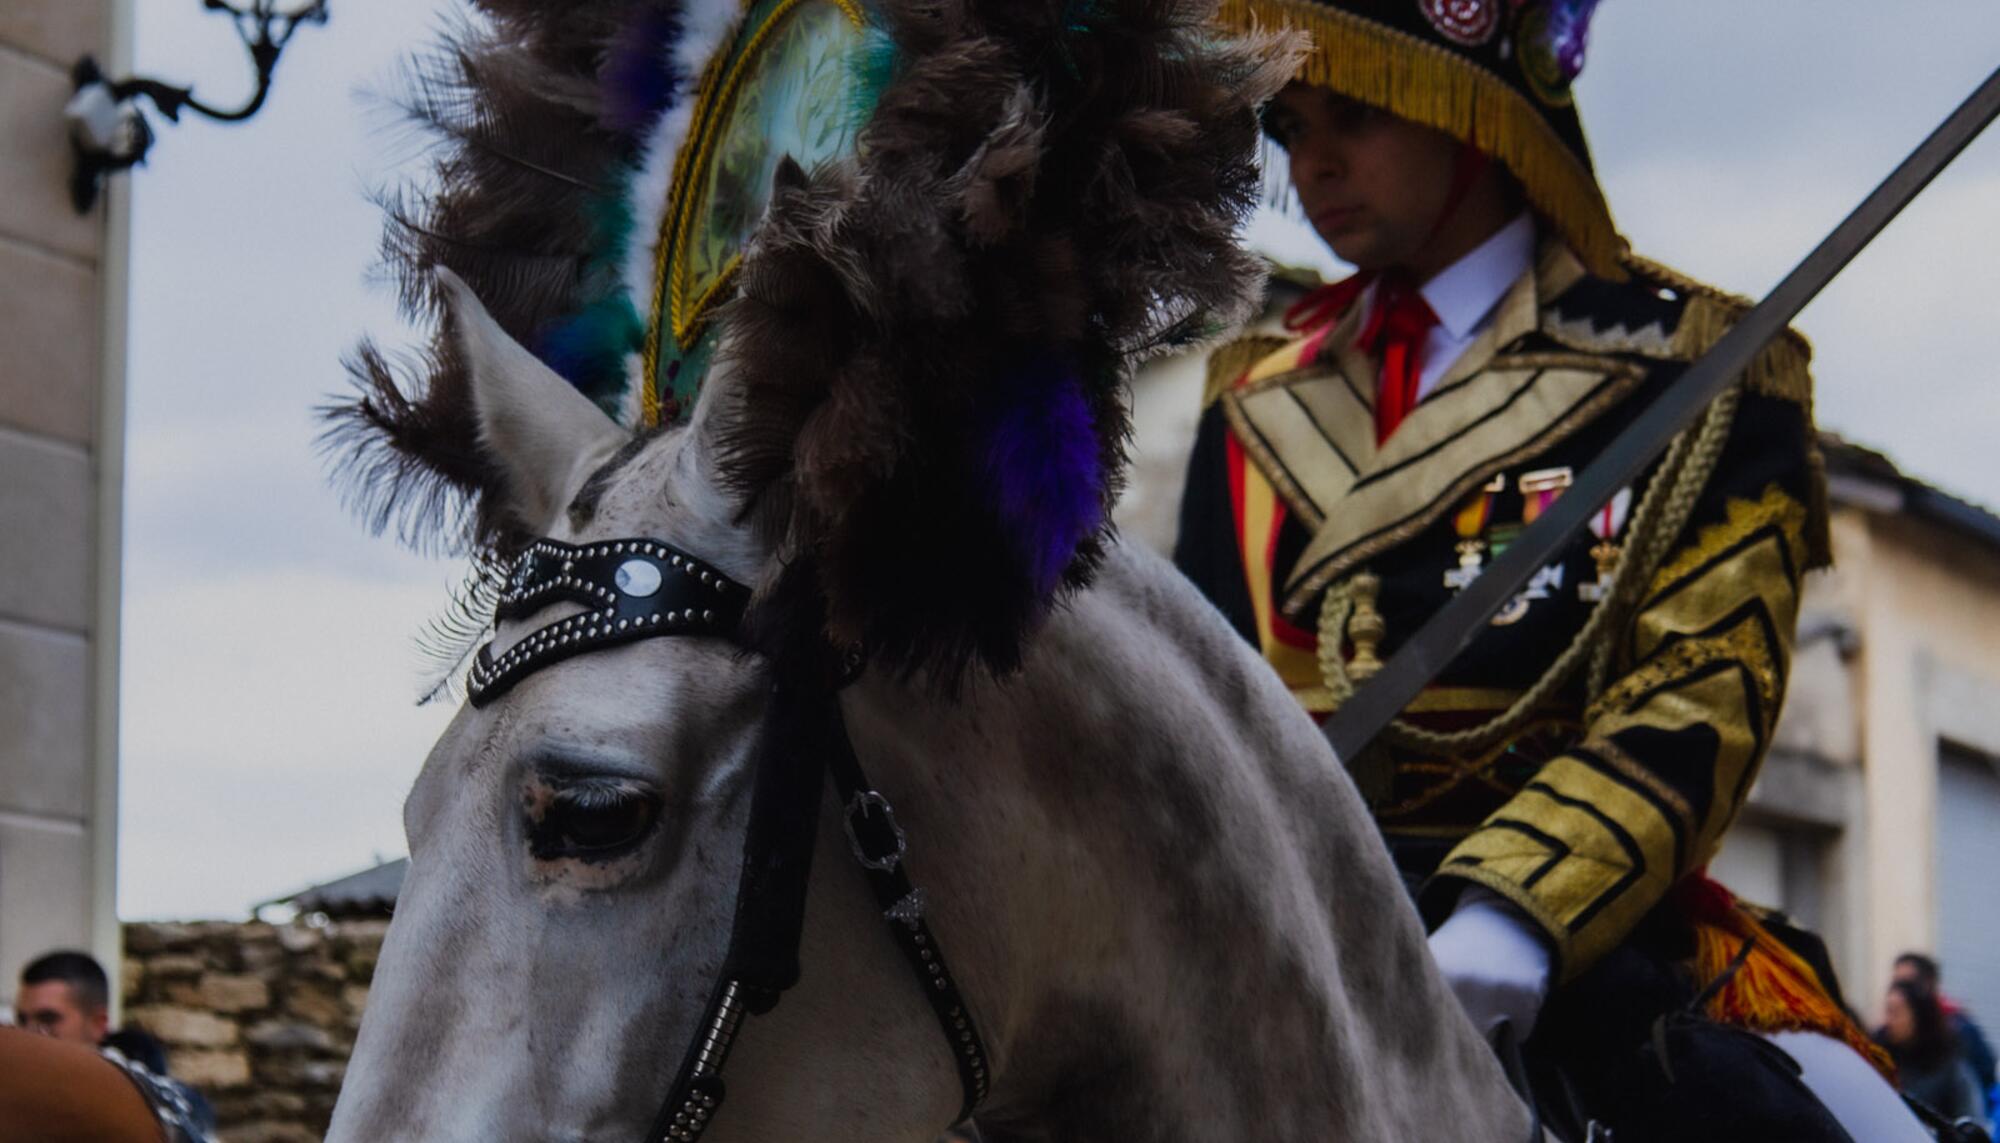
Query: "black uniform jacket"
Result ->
[[1174, 241, 1828, 981]]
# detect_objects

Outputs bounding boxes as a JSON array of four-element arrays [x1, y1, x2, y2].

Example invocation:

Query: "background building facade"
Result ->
[[0, 0, 128, 1008]]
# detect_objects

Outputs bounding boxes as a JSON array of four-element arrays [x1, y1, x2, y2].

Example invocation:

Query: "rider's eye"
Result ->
[[528, 780, 660, 861], [1328, 100, 1378, 133]]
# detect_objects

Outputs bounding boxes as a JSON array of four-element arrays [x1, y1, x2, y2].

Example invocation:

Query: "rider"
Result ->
[[1181, 2, 1918, 1138]]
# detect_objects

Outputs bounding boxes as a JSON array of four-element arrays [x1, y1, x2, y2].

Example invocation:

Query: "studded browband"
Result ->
[[465, 537, 990, 1139], [467, 538, 750, 705]]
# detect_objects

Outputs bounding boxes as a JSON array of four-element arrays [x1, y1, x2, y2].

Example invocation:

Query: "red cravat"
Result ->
[[1285, 272, 1439, 444], [1358, 275, 1438, 443]]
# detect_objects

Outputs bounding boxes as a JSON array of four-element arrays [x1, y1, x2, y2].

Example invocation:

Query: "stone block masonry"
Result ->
[[123, 919, 387, 1143]]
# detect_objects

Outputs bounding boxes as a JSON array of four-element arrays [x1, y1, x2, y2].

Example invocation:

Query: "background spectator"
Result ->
[[15, 949, 219, 1140], [1877, 979, 1985, 1124], [13, 950, 113, 1045], [1895, 952, 1999, 1116]]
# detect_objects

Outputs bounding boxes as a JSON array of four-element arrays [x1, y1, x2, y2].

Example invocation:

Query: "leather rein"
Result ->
[[466, 536, 990, 1141]]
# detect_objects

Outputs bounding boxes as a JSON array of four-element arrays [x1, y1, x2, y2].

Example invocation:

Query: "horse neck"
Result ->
[[843, 545, 1532, 1142]]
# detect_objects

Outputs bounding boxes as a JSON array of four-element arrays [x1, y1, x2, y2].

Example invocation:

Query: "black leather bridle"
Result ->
[[466, 536, 990, 1141]]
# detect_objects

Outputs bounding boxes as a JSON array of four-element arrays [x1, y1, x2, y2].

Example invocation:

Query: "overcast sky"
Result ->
[[119, 1, 2000, 919]]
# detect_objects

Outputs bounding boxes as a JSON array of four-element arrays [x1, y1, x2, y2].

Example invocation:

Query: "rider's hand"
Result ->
[[1427, 888, 1554, 1040]]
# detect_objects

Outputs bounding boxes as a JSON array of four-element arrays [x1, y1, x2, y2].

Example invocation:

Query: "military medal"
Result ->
[[1518, 466, 1573, 524], [1477, 468, 1572, 624], [1444, 474, 1506, 591], [1578, 487, 1634, 602]]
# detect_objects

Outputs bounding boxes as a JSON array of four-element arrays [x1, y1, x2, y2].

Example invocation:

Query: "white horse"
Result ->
[[323, 272, 1535, 1141]]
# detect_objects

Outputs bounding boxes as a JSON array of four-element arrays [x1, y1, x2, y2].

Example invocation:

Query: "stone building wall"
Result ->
[[123, 919, 385, 1143], [0, 0, 127, 1006]]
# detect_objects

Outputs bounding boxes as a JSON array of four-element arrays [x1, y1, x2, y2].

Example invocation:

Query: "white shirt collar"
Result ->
[[1420, 213, 1536, 341]]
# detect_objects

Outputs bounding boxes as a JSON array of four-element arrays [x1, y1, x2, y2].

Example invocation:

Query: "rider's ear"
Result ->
[[436, 268, 629, 535]]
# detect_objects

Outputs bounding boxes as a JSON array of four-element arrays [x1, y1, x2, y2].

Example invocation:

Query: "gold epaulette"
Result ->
[[1201, 333, 1291, 409], [1620, 252, 1831, 570], [1619, 252, 1814, 408]]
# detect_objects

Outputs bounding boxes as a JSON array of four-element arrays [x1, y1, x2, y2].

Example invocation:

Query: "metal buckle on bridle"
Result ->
[[843, 790, 906, 872]]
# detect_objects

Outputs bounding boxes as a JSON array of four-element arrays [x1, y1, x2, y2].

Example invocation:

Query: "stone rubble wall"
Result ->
[[122, 919, 385, 1143]]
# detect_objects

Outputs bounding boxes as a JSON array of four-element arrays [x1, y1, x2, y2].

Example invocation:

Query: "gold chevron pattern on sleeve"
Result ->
[[1437, 481, 1810, 978]]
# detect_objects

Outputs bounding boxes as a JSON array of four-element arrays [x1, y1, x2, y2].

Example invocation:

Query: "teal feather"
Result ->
[[844, 24, 901, 136]]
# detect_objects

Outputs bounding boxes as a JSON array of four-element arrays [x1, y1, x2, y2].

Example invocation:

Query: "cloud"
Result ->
[[118, 568, 459, 919]]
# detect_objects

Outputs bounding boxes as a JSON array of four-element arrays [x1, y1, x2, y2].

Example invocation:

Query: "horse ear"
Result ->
[[436, 268, 629, 535]]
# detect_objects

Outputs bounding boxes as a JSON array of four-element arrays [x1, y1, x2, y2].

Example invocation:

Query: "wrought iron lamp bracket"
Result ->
[[65, 0, 329, 213]]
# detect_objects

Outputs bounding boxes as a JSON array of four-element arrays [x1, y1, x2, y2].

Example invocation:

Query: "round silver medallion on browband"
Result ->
[[467, 537, 751, 706]]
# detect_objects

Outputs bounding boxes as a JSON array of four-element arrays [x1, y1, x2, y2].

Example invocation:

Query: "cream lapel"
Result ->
[[1272, 245, 1636, 619], [1219, 304, 1378, 531]]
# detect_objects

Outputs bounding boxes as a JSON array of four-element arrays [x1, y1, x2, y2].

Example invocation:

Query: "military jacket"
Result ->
[[1175, 242, 1829, 981]]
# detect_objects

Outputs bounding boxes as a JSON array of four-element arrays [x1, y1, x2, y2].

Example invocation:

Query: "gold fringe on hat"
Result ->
[[1216, 0, 1625, 281]]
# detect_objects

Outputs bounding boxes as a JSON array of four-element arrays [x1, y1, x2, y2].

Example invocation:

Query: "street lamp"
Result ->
[[64, 0, 331, 213]]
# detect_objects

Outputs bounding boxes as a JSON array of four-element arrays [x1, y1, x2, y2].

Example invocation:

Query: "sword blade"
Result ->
[[1323, 65, 2000, 763]]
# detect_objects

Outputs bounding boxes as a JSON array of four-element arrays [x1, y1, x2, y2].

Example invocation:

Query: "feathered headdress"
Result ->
[[325, 0, 1295, 682]]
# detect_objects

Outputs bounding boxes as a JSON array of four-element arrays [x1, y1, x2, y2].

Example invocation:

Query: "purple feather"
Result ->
[[1543, 0, 1600, 81], [980, 354, 1106, 598], [600, 7, 684, 136]]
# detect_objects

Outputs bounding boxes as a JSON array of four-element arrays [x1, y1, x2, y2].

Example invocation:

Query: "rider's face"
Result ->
[[1264, 83, 1467, 273]]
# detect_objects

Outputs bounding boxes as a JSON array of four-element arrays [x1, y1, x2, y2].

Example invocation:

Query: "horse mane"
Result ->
[[322, 0, 1295, 684]]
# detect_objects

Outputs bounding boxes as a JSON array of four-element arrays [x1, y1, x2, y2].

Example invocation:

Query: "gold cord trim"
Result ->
[[1216, 0, 1625, 280]]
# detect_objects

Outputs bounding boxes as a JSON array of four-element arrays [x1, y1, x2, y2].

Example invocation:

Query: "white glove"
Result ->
[[1427, 887, 1554, 1041]]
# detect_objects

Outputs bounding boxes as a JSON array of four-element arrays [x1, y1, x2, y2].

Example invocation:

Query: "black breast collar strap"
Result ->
[[465, 537, 988, 1139]]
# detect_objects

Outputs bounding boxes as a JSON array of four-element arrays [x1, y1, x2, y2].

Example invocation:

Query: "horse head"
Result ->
[[323, 1, 1531, 1138], [329, 269, 978, 1139]]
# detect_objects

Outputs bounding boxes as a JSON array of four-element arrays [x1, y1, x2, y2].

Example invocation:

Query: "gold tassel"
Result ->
[[1215, 0, 1626, 281], [1344, 571, 1386, 681], [1689, 905, 1895, 1082]]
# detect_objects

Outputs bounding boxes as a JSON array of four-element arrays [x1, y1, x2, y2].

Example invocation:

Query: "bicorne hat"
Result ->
[[1218, 0, 1623, 278]]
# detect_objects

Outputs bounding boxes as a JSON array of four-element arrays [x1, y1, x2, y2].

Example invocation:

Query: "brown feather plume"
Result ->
[[320, 1, 650, 555], [714, 0, 1298, 681]]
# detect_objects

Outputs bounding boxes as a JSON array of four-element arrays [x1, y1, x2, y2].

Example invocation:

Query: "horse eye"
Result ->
[[528, 781, 660, 861]]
